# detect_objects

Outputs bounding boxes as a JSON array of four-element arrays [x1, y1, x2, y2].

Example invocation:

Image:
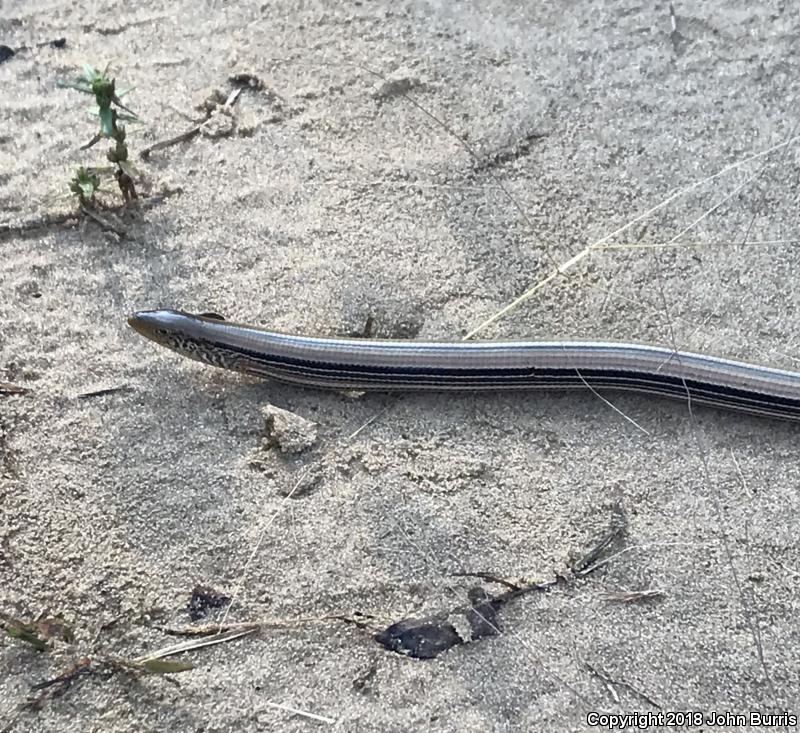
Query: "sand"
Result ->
[[2, 1, 799, 730]]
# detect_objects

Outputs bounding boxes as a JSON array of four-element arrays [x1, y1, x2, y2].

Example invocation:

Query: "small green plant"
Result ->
[[68, 166, 101, 206], [59, 63, 140, 205]]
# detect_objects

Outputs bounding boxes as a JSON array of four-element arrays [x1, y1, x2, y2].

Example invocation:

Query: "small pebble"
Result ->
[[261, 404, 318, 453], [372, 69, 420, 101], [0, 45, 15, 64]]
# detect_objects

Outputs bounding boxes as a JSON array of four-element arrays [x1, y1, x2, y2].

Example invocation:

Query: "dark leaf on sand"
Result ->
[[188, 585, 230, 621], [375, 617, 464, 659], [375, 586, 501, 659]]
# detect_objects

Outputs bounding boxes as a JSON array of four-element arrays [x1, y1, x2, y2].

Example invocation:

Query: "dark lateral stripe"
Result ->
[[220, 343, 800, 414]]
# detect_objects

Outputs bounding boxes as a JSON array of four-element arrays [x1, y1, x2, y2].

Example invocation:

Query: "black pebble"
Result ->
[[0, 45, 15, 64]]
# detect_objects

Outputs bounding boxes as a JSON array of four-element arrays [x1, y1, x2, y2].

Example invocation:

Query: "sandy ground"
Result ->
[[2, 0, 800, 730]]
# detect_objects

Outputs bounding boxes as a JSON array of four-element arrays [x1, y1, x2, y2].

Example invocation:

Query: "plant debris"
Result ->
[[376, 505, 629, 659], [599, 588, 665, 604], [375, 586, 502, 659], [77, 385, 132, 400], [188, 585, 231, 622], [1, 612, 74, 652], [139, 86, 242, 158]]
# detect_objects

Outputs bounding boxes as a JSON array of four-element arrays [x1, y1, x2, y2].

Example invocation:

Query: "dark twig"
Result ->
[[572, 502, 628, 576], [139, 128, 199, 158], [79, 205, 127, 237], [140, 86, 242, 159], [451, 571, 524, 591], [77, 386, 132, 400], [599, 588, 665, 603], [0, 192, 180, 241], [585, 661, 662, 708]]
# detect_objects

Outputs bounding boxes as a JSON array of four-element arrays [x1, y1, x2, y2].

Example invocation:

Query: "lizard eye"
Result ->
[[196, 312, 226, 321]]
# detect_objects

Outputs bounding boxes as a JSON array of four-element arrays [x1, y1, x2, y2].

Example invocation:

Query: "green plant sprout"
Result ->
[[59, 63, 140, 205], [68, 166, 101, 205]]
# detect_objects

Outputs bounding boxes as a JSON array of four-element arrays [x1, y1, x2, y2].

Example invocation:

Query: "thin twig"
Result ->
[[140, 85, 242, 158], [585, 662, 620, 704], [161, 613, 367, 637], [133, 628, 256, 663], [598, 588, 665, 603], [462, 135, 799, 339], [264, 701, 337, 725], [585, 661, 662, 708], [139, 128, 200, 158], [79, 205, 127, 236], [77, 386, 132, 400], [450, 572, 523, 591]]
